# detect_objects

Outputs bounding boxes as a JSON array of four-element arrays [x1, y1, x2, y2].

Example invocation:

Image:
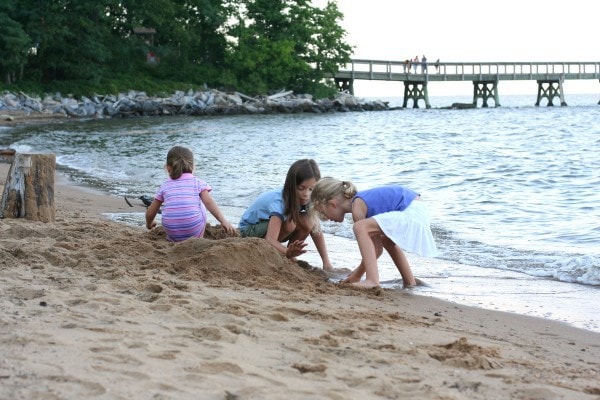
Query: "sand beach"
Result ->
[[1, 159, 600, 400]]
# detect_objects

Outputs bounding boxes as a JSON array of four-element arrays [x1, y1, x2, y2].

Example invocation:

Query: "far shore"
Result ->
[[1, 89, 392, 129]]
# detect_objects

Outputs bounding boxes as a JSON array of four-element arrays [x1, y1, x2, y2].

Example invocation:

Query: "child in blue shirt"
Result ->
[[239, 159, 333, 271]]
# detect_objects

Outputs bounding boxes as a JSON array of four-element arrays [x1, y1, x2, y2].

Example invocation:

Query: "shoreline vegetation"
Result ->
[[0, 89, 393, 127], [0, 161, 599, 398]]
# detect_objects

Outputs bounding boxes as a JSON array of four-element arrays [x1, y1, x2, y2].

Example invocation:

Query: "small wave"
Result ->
[[6, 143, 33, 153], [440, 232, 600, 286]]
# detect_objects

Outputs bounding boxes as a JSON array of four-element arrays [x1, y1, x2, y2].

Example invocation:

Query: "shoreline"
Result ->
[[1, 109, 72, 127], [0, 89, 392, 127], [2, 163, 600, 398], [299, 232, 600, 333]]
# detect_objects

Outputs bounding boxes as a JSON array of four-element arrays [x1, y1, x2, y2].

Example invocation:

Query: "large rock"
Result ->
[[0, 89, 391, 120]]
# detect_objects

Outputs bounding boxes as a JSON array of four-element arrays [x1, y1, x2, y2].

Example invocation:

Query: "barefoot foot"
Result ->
[[352, 280, 381, 289], [342, 272, 363, 284], [403, 277, 427, 289]]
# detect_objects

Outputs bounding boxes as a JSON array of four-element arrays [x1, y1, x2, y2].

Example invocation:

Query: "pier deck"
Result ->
[[334, 60, 600, 107]]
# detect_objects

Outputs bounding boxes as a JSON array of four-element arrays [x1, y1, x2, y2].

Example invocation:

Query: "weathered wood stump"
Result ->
[[0, 153, 55, 222]]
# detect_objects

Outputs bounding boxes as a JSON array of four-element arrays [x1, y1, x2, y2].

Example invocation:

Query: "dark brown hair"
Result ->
[[282, 159, 321, 227]]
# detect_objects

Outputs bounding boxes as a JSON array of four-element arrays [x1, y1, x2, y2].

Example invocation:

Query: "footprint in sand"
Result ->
[[425, 337, 503, 370], [43, 375, 107, 397]]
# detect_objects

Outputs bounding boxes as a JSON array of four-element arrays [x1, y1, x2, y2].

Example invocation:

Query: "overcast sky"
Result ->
[[315, 0, 599, 97]]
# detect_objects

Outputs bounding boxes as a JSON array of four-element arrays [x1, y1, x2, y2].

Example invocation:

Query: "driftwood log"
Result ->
[[0, 153, 55, 222]]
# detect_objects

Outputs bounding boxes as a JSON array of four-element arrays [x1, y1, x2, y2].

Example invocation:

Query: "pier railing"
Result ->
[[333, 60, 600, 108], [336, 60, 600, 82]]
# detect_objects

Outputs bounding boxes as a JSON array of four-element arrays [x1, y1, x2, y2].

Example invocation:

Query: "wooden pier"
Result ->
[[334, 60, 600, 108]]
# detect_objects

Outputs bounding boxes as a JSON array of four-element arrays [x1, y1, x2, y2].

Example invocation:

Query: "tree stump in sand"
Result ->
[[0, 153, 56, 222]]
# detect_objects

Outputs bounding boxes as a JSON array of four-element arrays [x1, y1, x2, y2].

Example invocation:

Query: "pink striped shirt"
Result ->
[[154, 173, 211, 242]]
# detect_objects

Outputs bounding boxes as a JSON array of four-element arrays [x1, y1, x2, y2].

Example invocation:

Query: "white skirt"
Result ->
[[372, 201, 438, 257]]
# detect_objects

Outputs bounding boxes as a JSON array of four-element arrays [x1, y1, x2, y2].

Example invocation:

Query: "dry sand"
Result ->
[[1, 161, 599, 400]]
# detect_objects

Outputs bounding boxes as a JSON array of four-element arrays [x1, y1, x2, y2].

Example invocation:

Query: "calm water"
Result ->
[[2, 94, 599, 331]]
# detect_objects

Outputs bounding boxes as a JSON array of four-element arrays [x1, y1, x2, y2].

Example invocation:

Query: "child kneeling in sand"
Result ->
[[238, 159, 333, 271], [146, 146, 235, 242], [311, 177, 438, 288]]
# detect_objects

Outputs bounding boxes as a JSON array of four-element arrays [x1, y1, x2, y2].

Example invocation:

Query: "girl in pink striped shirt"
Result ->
[[145, 146, 235, 242]]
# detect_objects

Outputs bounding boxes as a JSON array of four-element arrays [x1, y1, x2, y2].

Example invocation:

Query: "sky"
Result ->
[[314, 0, 599, 97]]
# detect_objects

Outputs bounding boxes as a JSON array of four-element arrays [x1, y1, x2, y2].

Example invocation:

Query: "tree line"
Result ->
[[0, 0, 353, 97]]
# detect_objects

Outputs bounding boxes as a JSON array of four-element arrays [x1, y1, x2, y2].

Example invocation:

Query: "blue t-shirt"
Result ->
[[353, 185, 418, 218], [238, 189, 285, 230]]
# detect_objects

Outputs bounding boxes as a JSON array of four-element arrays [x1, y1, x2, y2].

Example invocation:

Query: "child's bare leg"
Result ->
[[383, 238, 416, 287], [353, 239, 384, 288], [286, 226, 310, 243], [279, 219, 301, 242], [352, 219, 384, 288]]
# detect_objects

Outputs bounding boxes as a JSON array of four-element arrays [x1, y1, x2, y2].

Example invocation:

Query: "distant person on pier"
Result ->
[[413, 56, 419, 73], [421, 55, 428, 73], [435, 59, 440, 72], [404, 59, 410, 73]]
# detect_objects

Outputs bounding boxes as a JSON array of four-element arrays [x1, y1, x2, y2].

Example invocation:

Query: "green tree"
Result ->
[[0, 0, 353, 97], [14, 0, 119, 83], [0, 3, 32, 84], [310, 1, 353, 75], [224, 0, 352, 95], [109, 0, 230, 84], [181, 0, 230, 66]]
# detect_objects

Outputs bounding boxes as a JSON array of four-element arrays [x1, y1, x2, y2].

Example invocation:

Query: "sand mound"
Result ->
[[0, 218, 331, 293], [170, 236, 330, 289]]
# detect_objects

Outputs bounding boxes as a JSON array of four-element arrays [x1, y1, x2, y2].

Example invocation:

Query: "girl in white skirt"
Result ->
[[311, 177, 438, 288]]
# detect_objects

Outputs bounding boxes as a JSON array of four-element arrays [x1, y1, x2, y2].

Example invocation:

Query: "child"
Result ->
[[311, 177, 438, 288], [238, 159, 334, 271], [146, 146, 235, 242]]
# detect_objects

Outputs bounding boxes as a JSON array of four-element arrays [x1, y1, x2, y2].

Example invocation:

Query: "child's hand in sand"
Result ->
[[285, 240, 308, 259], [146, 221, 156, 230], [220, 221, 237, 236]]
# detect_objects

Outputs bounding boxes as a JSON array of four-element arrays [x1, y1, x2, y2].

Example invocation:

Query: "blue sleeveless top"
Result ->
[[353, 185, 418, 218]]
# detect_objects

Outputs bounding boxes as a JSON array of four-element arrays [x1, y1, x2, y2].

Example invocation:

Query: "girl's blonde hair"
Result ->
[[311, 177, 358, 218], [166, 146, 194, 179]]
